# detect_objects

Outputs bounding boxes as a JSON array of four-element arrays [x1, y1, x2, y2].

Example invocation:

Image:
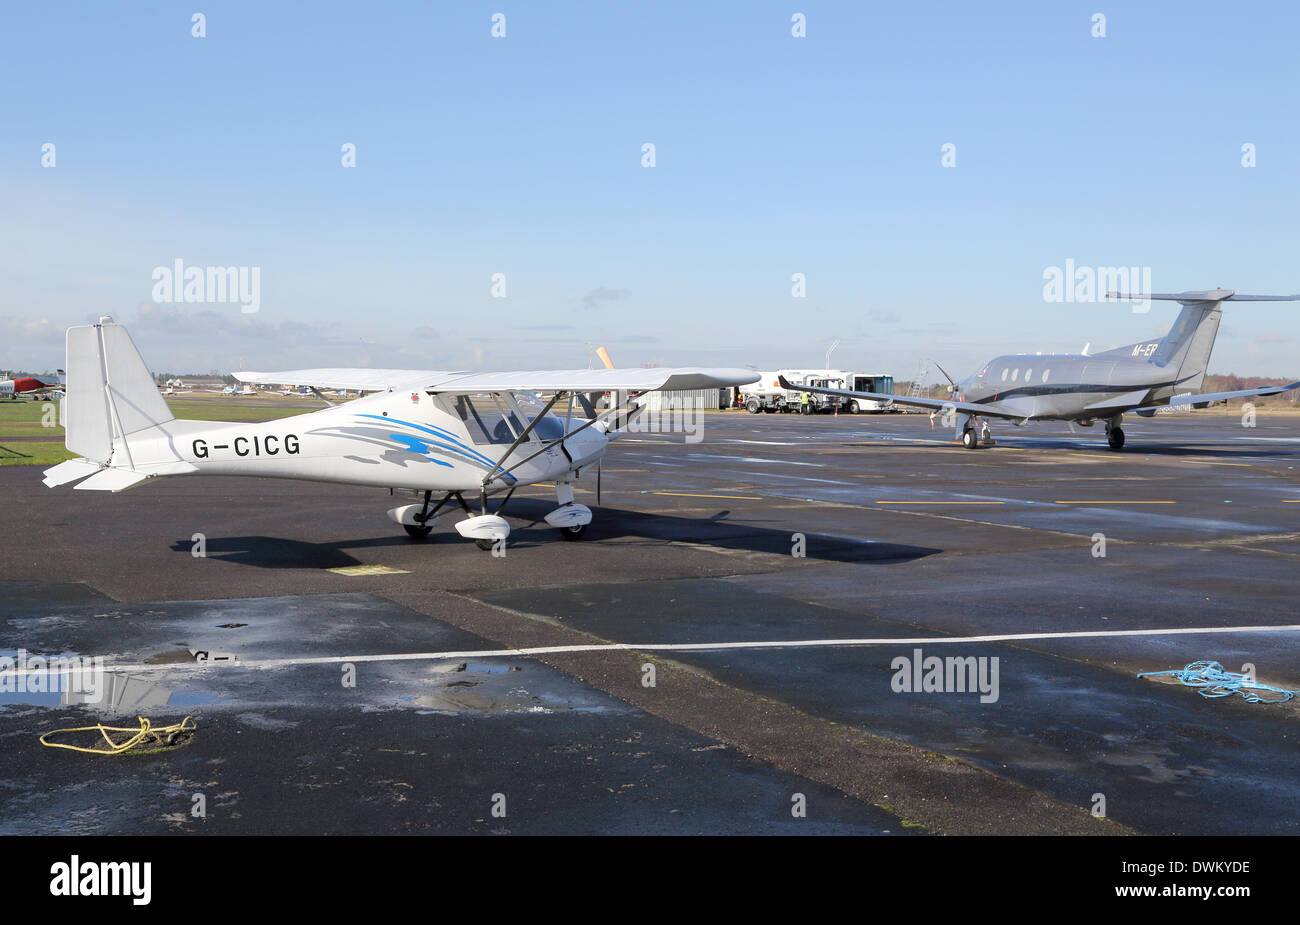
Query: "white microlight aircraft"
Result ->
[[42, 317, 758, 549]]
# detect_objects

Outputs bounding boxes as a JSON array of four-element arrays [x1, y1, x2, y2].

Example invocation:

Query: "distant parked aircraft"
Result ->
[[785, 290, 1300, 450]]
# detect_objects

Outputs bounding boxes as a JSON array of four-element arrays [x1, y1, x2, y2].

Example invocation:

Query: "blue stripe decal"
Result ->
[[356, 414, 516, 483], [385, 434, 455, 466]]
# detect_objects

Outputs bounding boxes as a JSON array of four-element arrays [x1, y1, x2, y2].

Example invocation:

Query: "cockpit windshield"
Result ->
[[512, 392, 569, 441], [450, 391, 576, 446]]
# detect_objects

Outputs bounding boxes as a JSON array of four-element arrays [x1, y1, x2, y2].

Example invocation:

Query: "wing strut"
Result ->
[[480, 390, 566, 484], [482, 396, 637, 489]]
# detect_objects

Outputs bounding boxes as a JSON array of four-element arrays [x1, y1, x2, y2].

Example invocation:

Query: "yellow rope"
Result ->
[[39, 716, 196, 755]]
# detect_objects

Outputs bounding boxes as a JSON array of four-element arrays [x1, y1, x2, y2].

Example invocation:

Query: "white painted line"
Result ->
[[5, 624, 1300, 678], [723, 439, 800, 446]]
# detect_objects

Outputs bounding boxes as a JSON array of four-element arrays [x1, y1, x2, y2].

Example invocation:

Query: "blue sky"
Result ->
[[2, 1, 1299, 377]]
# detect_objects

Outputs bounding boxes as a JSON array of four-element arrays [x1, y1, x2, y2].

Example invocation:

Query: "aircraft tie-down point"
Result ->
[[42, 317, 758, 549], [783, 290, 1300, 450]]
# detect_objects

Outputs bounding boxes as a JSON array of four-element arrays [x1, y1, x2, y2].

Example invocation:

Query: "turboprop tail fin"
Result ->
[[1108, 290, 1300, 392]]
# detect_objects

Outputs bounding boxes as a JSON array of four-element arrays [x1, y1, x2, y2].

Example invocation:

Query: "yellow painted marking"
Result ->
[[1053, 500, 1174, 505], [327, 565, 411, 576], [653, 491, 763, 500]]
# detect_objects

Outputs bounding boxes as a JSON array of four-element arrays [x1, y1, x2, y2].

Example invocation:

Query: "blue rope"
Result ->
[[1137, 660, 1298, 704]]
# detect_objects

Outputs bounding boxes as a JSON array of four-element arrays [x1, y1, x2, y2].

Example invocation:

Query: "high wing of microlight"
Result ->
[[783, 290, 1300, 450], [42, 317, 758, 548]]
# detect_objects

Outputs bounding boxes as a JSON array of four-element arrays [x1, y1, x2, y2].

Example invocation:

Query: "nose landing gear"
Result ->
[[545, 481, 592, 540]]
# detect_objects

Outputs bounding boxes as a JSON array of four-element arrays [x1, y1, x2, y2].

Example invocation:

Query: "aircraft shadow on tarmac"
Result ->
[[992, 435, 1299, 458], [1102, 442, 1299, 459], [166, 498, 940, 569]]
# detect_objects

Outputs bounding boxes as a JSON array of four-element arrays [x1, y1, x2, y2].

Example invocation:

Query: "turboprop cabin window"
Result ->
[[453, 394, 518, 445]]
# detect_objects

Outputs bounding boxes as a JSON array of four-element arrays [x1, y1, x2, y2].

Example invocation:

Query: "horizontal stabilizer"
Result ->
[[131, 460, 201, 476], [42, 458, 104, 487], [73, 468, 152, 492], [1108, 290, 1300, 304]]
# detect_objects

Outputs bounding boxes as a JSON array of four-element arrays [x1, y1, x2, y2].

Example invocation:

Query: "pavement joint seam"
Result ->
[[379, 588, 1131, 837]]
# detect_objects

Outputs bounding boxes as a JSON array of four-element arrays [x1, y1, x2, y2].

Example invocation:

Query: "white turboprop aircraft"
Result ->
[[42, 317, 758, 549]]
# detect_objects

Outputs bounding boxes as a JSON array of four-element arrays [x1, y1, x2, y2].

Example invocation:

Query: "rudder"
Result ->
[[1152, 302, 1222, 393], [65, 317, 173, 464]]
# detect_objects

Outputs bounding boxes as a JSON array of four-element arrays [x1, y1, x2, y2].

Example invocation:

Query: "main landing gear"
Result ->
[[387, 482, 594, 549], [1105, 416, 1126, 451], [959, 416, 995, 449], [388, 490, 444, 539]]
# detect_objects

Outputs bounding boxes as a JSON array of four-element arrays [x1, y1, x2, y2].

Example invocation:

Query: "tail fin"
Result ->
[[1108, 290, 1299, 392], [1155, 300, 1223, 392], [65, 316, 173, 465]]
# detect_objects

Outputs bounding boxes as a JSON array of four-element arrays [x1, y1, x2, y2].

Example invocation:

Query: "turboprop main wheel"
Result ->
[[1108, 426, 1126, 450], [559, 523, 588, 541], [403, 524, 433, 539], [962, 428, 979, 449]]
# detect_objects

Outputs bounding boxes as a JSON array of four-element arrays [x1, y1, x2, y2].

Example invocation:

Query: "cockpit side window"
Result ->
[[453, 393, 518, 445]]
